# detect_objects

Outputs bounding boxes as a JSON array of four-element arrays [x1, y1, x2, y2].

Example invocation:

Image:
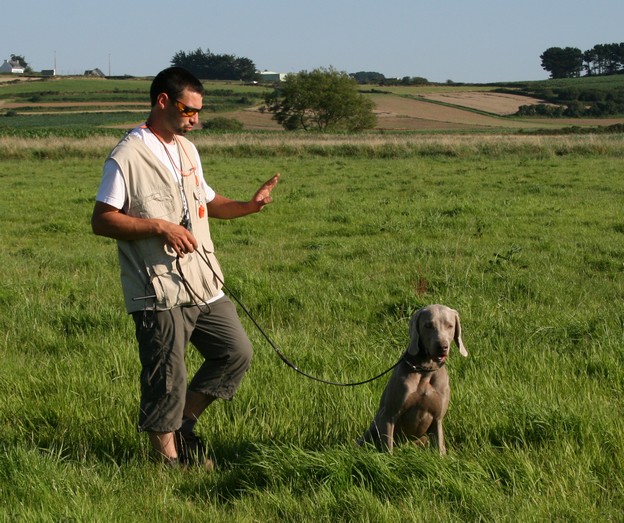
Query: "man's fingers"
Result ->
[[165, 224, 198, 257], [265, 173, 280, 189]]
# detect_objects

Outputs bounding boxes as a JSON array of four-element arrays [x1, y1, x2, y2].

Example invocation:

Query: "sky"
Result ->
[[2, 0, 623, 84]]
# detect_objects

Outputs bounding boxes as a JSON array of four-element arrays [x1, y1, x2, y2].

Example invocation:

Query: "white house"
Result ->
[[0, 59, 25, 74], [259, 71, 287, 83]]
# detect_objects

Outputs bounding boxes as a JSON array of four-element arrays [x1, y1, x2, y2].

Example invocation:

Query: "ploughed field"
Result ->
[[2, 76, 624, 131]]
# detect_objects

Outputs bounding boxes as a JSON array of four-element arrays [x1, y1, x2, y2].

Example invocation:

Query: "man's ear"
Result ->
[[156, 92, 169, 110]]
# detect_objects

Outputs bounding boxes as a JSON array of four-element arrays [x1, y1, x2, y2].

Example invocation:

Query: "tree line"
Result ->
[[541, 42, 624, 79], [170, 50, 432, 87], [349, 71, 429, 86], [514, 88, 624, 118], [170, 48, 257, 82]]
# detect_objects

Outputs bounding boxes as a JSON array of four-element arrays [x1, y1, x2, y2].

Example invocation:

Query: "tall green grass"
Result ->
[[0, 137, 623, 521]]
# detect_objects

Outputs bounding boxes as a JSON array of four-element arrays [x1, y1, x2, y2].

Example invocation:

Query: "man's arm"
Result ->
[[207, 173, 280, 219], [91, 201, 198, 257]]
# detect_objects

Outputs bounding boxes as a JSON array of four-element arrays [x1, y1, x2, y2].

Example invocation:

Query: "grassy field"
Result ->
[[0, 132, 623, 521]]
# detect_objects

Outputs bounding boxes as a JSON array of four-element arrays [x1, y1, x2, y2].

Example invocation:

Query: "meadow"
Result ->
[[0, 131, 623, 521]]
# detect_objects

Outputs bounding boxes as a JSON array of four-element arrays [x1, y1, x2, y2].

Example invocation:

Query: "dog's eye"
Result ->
[[424, 321, 434, 329]]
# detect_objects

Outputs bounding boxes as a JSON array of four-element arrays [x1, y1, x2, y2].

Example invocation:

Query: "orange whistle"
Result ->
[[199, 205, 205, 218]]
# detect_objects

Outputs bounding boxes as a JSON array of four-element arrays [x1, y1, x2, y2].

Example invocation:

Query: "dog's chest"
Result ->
[[402, 370, 449, 418]]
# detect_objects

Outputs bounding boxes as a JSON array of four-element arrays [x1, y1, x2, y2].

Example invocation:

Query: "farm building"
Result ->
[[0, 59, 25, 74], [84, 68, 106, 77], [259, 71, 287, 83]]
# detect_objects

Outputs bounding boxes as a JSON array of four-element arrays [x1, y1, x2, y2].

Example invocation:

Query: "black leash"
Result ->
[[180, 250, 402, 387]]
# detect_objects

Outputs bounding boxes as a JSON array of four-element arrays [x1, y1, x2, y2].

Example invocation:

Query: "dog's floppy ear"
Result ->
[[406, 308, 423, 356], [452, 308, 468, 357]]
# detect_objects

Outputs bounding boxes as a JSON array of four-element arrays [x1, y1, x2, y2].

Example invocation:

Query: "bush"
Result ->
[[201, 116, 244, 131], [265, 67, 377, 132], [516, 104, 565, 117], [564, 100, 585, 117]]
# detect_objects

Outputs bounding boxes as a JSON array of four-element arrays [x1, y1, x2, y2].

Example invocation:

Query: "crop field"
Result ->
[[2, 75, 624, 132], [0, 127, 623, 521]]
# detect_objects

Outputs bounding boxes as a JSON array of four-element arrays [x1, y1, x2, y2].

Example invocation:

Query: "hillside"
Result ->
[[1, 75, 624, 132], [193, 75, 624, 131], [228, 89, 624, 131]]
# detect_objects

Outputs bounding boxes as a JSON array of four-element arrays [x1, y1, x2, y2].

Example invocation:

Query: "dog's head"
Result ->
[[406, 304, 468, 364]]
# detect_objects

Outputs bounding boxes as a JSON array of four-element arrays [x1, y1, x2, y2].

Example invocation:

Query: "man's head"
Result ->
[[149, 67, 204, 137], [150, 67, 204, 107]]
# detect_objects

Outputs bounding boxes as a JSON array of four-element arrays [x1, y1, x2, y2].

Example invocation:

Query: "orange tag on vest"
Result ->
[[199, 205, 205, 218]]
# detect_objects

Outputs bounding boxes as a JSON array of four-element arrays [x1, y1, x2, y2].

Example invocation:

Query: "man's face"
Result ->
[[167, 88, 203, 135]]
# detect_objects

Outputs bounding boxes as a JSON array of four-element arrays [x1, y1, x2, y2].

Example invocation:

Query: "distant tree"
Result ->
[[583, 48, 599, 75], [347, 74, 431, 87], [265, 67, 377, 131], [399, 76, 429, 86], [540, 47, 583, 78], [614, 42, 624, 73], [350, 71, 386, 84], [374, 75, 429, 86], [171, 48, 258, 81], [583, 43, 624, 75]]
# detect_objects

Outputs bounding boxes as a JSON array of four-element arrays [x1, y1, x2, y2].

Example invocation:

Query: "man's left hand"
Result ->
[[253, 173, 281, 210]]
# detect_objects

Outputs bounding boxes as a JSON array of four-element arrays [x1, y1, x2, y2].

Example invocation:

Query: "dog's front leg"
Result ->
[[379, 420, 396, 453], [429, 419, 446, 456]]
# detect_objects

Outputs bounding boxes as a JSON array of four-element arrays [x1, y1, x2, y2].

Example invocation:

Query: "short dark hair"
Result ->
[[149, 67, 204, 106]]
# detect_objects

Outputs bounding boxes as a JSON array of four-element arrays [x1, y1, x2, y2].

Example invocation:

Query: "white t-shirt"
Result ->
[[96, 126, 216, 212]]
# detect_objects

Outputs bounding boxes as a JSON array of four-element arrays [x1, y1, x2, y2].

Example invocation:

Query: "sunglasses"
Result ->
[[173, 99, 202, 117]]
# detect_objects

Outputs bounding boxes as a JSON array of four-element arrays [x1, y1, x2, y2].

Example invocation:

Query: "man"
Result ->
[[92, 66, 280, 469]]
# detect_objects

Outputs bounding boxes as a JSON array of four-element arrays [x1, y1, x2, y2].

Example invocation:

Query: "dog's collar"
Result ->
[[402, 352, 443, 373]]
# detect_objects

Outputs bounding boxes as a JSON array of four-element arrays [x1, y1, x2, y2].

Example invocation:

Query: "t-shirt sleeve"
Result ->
[[96, 158, 127, 211]]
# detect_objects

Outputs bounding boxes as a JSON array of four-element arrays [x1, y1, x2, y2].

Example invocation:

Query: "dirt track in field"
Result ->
[[225, 94, 561, 131], [4, 90, 624, 131], [223, 97, 530, 131], [418, 91, 541, 115], [225, 92, 624, 131], [370, 95, 536, 130]]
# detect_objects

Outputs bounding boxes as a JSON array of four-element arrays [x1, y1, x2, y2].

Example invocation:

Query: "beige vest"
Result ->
[[108, 133, 224, 313]]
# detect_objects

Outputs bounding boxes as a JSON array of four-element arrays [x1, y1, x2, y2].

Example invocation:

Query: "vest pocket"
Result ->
[[148, 264, 186, 309], [130, 190, 176, 220], [148, 252, 223, 309]]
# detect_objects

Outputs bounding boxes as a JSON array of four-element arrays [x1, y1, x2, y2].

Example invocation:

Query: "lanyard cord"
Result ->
[[145, 123, 196, 178], [145, 124, 195, 225], [178, 248, 402, 387]]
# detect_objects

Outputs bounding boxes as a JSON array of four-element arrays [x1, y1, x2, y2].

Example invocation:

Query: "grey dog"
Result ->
[[359, 304, 468, 454]]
